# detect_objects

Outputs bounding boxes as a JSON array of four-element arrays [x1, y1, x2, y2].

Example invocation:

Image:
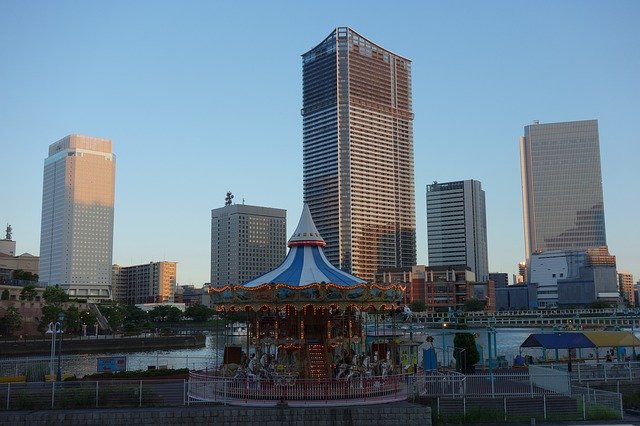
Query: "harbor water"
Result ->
[[2, 327, 638, 378]]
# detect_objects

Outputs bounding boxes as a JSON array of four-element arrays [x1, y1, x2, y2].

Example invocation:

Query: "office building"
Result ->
[[302, 27, 416, 281], [39, 135, 115, 300], [112, 261, 177, 305], [520, 120, 606, 259], [426, 180, 489, 282], [528, 247, 617, 307], [618, 272, 635, 306], [489, 273, 509, 288], [211, 203, 286, 286]]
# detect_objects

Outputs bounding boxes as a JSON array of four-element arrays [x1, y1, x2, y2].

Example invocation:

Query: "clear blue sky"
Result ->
[[1, 1, 638, 286]]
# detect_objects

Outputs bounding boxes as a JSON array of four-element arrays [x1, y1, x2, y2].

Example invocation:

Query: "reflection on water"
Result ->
[[3, 328, 638, 378]]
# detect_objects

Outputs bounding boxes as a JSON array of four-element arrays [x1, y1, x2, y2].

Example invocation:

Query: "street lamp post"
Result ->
[[45, 321, 61, 377], [56, 312, 65, 382]]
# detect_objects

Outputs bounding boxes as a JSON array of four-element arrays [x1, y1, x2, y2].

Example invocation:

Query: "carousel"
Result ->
[[188, 205, 421, 406]]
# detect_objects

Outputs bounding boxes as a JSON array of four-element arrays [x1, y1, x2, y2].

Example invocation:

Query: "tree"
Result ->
[[149, 305, 183, 323], [38, 305, 64, 333], [99, 304, 127, 331], [408, 300, 427, 313], [453, 330, 480, 374], [43, 285, 69, 306], [19, 284, 38, 301], [12, 270, 38, 282], [184, 304, 213, 322], [1, 289, 9, 300], [0, 307, 22, 336], [588, 300, 612, 309], [64, 306, 81, 334], [463, 298, 486, 312]]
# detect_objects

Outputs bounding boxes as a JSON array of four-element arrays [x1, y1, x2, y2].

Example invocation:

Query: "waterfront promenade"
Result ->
[[0, 333, 206, 357], [404, 308, 640, 329]]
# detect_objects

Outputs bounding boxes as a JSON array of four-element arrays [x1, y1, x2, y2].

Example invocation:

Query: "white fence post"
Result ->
[[6, 383, 10, 410], [543, 394, 547, 420], [619, 393, 624, 420], [139, 380, 143, 407], [437, 397, 440, 416], [463, 396, 466, 418], [95, 381, 99, 407], [51, 381, 55, 409], [504, 396, 507, 421], [582, 395, 586, 420], [577, 363, 581, 383]]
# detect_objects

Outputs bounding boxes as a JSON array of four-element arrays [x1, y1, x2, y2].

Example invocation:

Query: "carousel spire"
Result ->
[[288, 204, 325, 247], [242, 203, 365, 287]]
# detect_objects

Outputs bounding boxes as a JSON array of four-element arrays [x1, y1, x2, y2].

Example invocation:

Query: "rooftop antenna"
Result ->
[[5, 224, 12, 240], [242, 198, 245, 205], [225, 191, 234, 206]]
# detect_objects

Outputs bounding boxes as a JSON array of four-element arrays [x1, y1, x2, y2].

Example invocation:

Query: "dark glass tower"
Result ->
[[427, 180, 489, 282], [302, 27, 416, 281], [520, 119, 607, 258]]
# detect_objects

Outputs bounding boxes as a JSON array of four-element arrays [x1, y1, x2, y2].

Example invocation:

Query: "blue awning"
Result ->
[[520, 332, 596, 349]]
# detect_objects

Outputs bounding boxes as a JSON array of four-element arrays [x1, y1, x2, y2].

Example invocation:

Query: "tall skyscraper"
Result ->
[[426, 180, 489, 282], [302, 27, 416, 281], [520, 120, 606, 259], [210, 202, 286, 286], [39, 135, 115, 300]]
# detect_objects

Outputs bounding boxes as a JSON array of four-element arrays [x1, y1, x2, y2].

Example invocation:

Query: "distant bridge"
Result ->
[[405, 308, 640, 329]]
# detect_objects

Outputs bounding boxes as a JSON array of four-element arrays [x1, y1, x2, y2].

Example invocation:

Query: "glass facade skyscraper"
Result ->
[[39, 135, 115, 300], [426, 180, 489, 282], [302, 27, 416, 281], [520, 120, 606, 258]]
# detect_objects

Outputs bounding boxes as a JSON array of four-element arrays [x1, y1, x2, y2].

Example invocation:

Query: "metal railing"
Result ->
[[0, 355, 220, 380], [0, 379, 186, 410], [188, 372, 419, 406], [433, 393, 622, 422], [548, 361, 640, 382], [422, 370, 562, 398]]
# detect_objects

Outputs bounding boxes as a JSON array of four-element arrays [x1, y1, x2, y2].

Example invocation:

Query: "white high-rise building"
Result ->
[[426, 180, 489, 282], [39, 135, 115, 300], [210, 203, 286, 286]]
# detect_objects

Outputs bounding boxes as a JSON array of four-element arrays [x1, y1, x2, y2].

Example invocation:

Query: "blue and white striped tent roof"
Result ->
[[243, 205, 366, 287]]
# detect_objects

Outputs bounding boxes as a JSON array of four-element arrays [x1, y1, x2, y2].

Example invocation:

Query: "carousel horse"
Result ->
[[336, 363, 350, 379], [380, 359, 391, 378], [260, 353, 270, 369], [234, 366, 248, 379]]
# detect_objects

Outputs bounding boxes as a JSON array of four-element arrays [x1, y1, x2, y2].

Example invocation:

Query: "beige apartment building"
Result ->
[[113, 261, 177, 305], [618, 271, 635, 306]]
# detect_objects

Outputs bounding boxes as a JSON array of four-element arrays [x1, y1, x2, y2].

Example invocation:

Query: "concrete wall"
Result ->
[[0, 403, 431, 425]]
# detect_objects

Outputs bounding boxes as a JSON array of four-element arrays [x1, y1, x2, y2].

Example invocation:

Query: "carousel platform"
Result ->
[[187, 370, 420, 407]]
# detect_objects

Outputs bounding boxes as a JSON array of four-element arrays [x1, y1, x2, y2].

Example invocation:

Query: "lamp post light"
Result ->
[[45, 321, 62, 377], [56, 311, 65, 382]]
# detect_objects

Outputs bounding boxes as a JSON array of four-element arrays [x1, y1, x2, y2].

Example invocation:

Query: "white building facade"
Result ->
[[210, 204, 286, 286]]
